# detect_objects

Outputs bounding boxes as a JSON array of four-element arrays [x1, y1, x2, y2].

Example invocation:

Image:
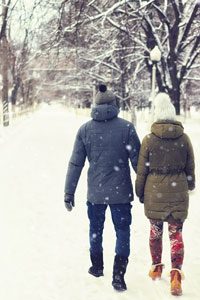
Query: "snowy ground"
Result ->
[[0, 104, 199, 300]]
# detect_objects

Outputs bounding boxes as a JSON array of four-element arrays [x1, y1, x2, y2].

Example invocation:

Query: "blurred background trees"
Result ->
[[0, 0, 199, 119]]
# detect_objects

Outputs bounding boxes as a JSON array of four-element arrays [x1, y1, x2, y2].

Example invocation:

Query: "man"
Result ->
[[64, 83, 140, 291]]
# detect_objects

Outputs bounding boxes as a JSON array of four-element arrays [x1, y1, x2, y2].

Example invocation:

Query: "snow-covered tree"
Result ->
[[134, 0, 200, 114], [1, 0, 199, 115], [54, 0, 200, 114]]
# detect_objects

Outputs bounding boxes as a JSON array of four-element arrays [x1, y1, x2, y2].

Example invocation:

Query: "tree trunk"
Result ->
[[169, 87, 181, 115], [2, 35, 9, 126], [10, 76, 21, 105], [120, 73, 127, 111], [1, 0, 11, 126]]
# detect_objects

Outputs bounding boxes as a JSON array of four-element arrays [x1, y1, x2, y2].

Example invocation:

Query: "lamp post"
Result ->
[[149, 46, 161, 120]]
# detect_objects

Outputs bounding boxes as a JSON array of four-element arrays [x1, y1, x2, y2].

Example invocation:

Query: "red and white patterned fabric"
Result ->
[[149, 219, 184, 269]]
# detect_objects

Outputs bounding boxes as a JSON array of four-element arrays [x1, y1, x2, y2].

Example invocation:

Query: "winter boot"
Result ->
[[88, 252, 104, 277], [112, 255, 128, 292], [170, 268, 184, 296], [149, 263, 165, 280]]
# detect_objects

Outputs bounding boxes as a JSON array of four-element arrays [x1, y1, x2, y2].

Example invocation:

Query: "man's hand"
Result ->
[[139, 196, 144, 204], [64, 194, 75, 212]]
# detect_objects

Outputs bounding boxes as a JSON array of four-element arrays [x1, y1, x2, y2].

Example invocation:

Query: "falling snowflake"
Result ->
[[126, 145, 132, 151], [145, 162, 150, 166], [157, 193, 162, 198], [168, 127, 173, 131], [187, 175, 193, 181], [92, 233, 97, 239], [171, 182, 177, 187], [114, 166, 120, 171], [105, 196, 109, 200]]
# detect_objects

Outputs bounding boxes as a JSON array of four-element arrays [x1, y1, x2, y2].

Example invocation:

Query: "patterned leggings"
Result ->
[[149, 219, 184, 269]]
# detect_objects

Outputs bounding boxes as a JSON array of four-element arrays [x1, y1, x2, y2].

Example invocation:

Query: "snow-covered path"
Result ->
[[0, 105, 199, 300]]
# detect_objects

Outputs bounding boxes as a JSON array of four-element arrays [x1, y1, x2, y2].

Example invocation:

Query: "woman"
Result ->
[[136, 93, 195, 296]]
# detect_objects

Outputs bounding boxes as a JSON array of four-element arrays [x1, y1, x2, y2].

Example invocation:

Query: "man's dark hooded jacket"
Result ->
[[65, 103, 141, 204]]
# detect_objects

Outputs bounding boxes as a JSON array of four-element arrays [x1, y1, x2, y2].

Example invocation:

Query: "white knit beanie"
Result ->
[[154, 92, 176, 121]]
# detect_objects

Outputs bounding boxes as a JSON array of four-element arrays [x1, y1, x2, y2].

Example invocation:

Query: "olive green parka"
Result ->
[[135, 120, 195, 222]]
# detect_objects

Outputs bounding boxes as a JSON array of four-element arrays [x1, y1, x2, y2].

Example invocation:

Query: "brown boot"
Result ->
[[170, 268, 184, 296], [149, 263, 164, 280]]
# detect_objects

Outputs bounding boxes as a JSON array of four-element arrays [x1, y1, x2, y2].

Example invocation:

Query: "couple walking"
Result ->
[[64, 84, 195, 296]]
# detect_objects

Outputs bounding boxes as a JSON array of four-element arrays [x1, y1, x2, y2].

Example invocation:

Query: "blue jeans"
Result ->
[[87, 202, 132, 258]]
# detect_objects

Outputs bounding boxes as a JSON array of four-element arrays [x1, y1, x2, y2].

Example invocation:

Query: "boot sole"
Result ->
[[88, 270, 104, 277], [112, 283, 127, 292], [113, 286, 127, 292], [171, 289, 182, 296]]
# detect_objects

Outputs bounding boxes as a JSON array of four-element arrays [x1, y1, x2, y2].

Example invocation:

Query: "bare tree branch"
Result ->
[[0, 0, 12, 40], [177, 2, 199, 54]]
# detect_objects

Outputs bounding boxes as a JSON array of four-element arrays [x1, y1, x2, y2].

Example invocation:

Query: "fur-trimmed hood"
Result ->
[[151, 120, 184, 139], [91, 103, 119, 121]]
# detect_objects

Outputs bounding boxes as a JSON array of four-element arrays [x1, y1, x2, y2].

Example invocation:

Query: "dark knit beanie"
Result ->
[[95, 84, 116, 105]]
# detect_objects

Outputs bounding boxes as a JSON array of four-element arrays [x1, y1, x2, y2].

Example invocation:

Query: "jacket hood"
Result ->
[[91, 103, 119, 121], [151, 120, 184, 139]]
